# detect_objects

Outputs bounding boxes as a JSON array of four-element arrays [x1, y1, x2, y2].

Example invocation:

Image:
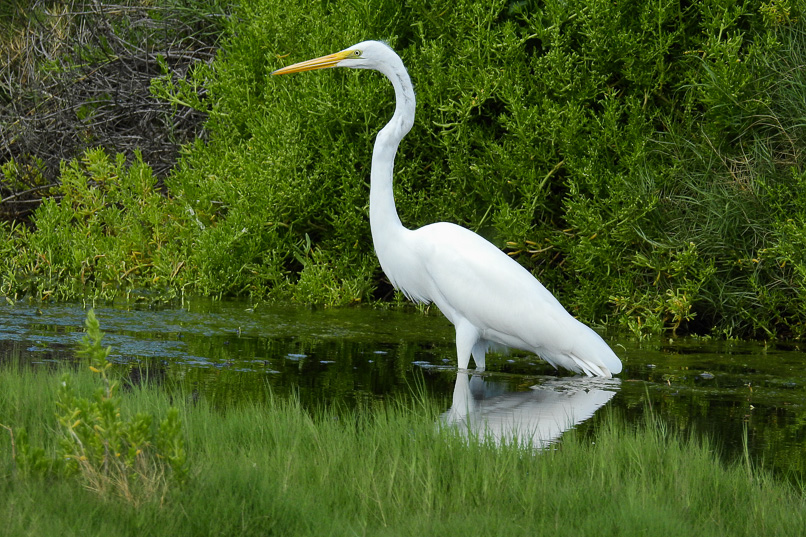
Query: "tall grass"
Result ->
[[1, 363, 804, 536]]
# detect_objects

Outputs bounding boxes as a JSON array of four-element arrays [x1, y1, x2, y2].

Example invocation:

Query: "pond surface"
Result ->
[[1, 299, 804, 480]]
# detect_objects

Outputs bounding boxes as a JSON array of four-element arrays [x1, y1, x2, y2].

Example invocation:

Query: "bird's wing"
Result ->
[[409, 223, 572, 349], [409, 222, 621, 376]]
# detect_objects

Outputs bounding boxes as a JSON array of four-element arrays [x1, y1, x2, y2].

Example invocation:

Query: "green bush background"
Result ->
[[2, 0, 805, 338]]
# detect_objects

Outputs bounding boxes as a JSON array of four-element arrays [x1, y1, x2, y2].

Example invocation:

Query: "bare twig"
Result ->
[[1, 0, 228, 222]]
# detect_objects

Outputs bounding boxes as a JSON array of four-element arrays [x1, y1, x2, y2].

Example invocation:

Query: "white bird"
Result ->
[[273, 40, 622, 377]]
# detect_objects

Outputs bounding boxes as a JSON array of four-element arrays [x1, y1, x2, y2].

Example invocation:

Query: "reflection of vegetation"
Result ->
[[3, 1, 806, 340], [610, 337, 806, 482]]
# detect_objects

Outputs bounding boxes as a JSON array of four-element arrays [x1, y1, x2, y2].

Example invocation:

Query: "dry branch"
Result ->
[[0, 0, 227, 222]]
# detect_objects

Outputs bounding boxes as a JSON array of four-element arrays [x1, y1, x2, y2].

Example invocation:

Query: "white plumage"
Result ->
[[273, 40, 622, 377]]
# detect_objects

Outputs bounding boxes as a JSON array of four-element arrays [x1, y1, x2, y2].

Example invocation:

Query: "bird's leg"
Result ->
[[454, 320, 480, 370], [471, 341, 487, 372]]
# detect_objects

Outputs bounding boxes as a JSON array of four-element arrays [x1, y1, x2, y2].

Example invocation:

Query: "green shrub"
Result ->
[[1, 149, 193, 300], [3, 0, 806, 338]]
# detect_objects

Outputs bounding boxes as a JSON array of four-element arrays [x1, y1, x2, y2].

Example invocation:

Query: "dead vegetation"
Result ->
[[0, 0, 227, 221]]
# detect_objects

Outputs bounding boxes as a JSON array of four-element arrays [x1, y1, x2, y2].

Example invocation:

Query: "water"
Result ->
[[1, 298, 804, 479]]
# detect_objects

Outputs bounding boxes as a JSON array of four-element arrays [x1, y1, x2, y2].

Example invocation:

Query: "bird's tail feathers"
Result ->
[[568, 353, 611, 378]]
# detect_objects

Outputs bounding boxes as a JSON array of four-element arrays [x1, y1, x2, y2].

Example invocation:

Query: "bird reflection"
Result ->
[[442, 372, 620, 448]]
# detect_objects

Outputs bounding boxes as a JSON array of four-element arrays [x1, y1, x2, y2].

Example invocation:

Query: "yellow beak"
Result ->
[[272, 50, 354, 75]]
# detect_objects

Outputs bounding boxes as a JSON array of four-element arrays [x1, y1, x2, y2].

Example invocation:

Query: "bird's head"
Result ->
[[272, 40, 396, 76]]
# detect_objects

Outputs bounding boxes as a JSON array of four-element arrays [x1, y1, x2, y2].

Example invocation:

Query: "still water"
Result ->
[[1, 299, 804, 479]]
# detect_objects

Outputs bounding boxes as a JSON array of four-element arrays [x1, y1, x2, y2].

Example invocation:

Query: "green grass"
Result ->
[[1, 363, 804, 536]]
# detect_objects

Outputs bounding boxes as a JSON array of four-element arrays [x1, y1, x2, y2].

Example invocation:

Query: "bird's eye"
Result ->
[[353, 50, 362, 57]]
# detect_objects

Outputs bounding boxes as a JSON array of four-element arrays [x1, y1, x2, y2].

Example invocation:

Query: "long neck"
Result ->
[[369, 58, 415, 251]]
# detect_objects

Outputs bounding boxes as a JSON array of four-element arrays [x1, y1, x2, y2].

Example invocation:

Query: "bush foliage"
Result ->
[[2, 0, 806, 338]]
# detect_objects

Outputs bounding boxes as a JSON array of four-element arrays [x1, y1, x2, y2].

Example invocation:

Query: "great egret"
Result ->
[[273, 41, 622, 377]]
